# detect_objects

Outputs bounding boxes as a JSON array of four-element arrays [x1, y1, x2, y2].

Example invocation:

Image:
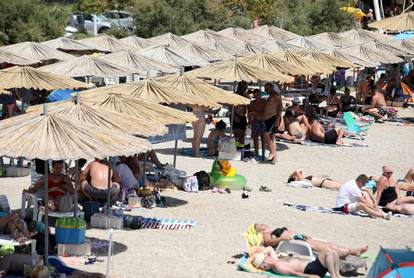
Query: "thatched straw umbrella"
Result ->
[[119, 36, 154, 51], [369, 11, 414, 32], [41, 37, 97, 54], [239, 52, 304, 75], [1, 42, 73, 62], [78, 35, 128, 53], [0, 49, 40, 65]]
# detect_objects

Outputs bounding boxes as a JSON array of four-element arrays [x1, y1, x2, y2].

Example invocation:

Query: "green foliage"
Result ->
[[0, 0, 69, 44], [105, 27, 131, 38], [74, 0, 133, 13]]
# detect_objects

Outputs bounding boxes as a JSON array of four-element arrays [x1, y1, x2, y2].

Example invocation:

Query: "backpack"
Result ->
[[193, 171, 210, 191]]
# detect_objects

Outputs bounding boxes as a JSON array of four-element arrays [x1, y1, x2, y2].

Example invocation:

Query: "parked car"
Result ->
[[102, 10, 134, 31], [68, 12, 112, 35]]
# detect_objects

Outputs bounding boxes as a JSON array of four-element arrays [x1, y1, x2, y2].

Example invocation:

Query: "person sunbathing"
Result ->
[[287, 170, 342, 189], [397, 168, 414, 196], [247, 246, 344, 278], [79, 159, 120, 203], [0, 213, 31, 243], [207, 120, 228, 157], [254, 224, 367, 258], [385, 202, 414, 215], [308, 115, 345, 145], [283, 110, 310, 141], [23, 160, 74, 211], [361, 87, 388, 122]]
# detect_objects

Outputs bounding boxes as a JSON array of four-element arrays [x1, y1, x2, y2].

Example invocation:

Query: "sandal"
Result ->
[[225, 188, 231, 194], [241, 191, 249, 199], [259, 186, 272, 192]]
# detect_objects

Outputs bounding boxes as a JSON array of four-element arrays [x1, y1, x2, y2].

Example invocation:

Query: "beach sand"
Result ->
[[1, 109, 413, 277]]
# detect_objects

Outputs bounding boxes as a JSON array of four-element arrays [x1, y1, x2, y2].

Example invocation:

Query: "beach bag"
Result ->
[[183, 176, 199, 192], [193, 171, 210, 191], [57, 193, 73, 212], [218, 137, 239, 160], [141, 195, 156, 209]]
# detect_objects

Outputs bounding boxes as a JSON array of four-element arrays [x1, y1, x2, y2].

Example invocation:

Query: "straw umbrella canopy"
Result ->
[[389, 39, 414, 55], [148, 32, 192, 48], [27, 100, 167, 137], [0, 42, 73, 62], [239, 52, 306, 75], [138, 45, 197, 67], [272, 51, 334, 74], [217, 27, 266, 42], [364, 40, 413, 57], [340, 28, 393, 45], [187, 59, 294, 83], [99, 50, 179, 77], [156, 73, 251, 107], [294, 49, 356, 68], [341, 44, 404, 64], [243, 42, 263, 54], [78, 35, 128, 53], [41, 37, 97, 53], [80, 78, 201, 105], [79, 92, 197, 125], [0, 49, 40, 65], [249, 25, 301, 41], [369, 11, 414, 32], [286, 37, 328, 50], [170, 43, 232, 64], [0, 66, 91, 90], [321, 48, 378, 68], [119, 36, 155, 51], [39, 55, 133, 78], [261, 39, 303, 52], [306, 32, 350, 48]]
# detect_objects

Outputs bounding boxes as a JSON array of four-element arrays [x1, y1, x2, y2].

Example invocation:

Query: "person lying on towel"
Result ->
[[254, 224, 367, 258], [308, 113, 345, 145], [247, 246, 344, 278], [288, 169, 342, 190]]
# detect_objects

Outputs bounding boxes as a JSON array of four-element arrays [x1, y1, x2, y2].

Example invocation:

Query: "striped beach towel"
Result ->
[[139, 217, 197, 230]]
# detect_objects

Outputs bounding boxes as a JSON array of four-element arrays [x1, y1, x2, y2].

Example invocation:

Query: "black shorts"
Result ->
[[264, 116, 277, 133], [233, 116, 247, 131], [84, 182, 119, 202], [324, 129, 338, 144], [364, 96, 372, 105], [304, 258, 328, 278]]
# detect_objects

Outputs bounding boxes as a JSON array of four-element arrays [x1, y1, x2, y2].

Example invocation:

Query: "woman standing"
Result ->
[[191, 105, 206, 157]]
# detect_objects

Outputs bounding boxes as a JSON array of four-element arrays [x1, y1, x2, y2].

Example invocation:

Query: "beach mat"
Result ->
[[283, 203, 413, 218], [139, 217, 197, 230], [276, 139, 368, 148]]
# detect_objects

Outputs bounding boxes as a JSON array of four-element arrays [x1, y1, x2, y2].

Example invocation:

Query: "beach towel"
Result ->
[[286, 181, 313, 189], [243, 224, 264, 248], [139, 217, 197, 230], [276, 138, 368, 148], [283, 203, 413, 219], [343, 112, 367, 134]]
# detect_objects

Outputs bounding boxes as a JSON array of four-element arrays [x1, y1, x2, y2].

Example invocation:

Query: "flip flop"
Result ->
[[259, 186, 272, 192]]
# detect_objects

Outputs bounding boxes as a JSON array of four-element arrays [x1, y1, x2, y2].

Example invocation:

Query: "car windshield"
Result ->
[[95, 14, 109, 21]]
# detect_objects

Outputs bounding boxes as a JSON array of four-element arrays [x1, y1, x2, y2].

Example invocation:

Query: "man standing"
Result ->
[[336, 174, 391, 219], [357, 74, 373, 104]]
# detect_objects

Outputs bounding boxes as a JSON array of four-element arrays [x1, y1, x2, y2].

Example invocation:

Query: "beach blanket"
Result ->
[[139, 217, 197, 230], [276, 138, 368, 148], [283, 203, 413, 219]]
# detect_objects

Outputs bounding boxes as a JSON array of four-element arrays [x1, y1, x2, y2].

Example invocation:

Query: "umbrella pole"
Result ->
[[173, 140, 178, 168], [74, 160, 79, 217], [304, 75, 308, 115], [230, 81, 237, 137], [106, 157, 111, 216], [143, 154, 147, 186], [43, 159, 49, 267], [106, 228, 113, 278]]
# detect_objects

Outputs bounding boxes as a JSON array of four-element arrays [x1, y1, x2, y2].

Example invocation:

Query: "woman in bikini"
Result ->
[[23, 160, 73, 211], [288, 169, 342, 190]]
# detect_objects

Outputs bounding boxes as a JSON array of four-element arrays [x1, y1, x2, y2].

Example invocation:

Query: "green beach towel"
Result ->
[[343, 112, 366, 133]]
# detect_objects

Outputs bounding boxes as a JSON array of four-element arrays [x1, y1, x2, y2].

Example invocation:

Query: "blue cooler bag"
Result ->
[[56, 217, 86, 244]]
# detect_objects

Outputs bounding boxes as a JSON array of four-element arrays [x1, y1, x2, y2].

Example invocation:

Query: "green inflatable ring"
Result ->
[[209, 160, 247, 190]]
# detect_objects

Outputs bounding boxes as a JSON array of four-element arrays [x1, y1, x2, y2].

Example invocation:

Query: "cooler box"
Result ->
[[55, 217, 86, 244]]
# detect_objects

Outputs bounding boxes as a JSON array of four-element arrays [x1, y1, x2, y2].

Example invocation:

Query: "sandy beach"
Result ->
[[1, 109, 413, 278]]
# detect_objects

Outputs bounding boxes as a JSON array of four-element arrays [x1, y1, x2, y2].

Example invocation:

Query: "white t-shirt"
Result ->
[[336, 179, 363, 207]]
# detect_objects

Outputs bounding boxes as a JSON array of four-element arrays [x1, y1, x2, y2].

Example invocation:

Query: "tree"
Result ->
[[0, 0, 69, 44], [74, 0, 133, 13]]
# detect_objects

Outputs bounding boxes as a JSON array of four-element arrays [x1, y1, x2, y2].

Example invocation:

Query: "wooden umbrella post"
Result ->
[[106, 157, 112, 216], [74, 159, 79, 217], [43, 103, 49, 267]]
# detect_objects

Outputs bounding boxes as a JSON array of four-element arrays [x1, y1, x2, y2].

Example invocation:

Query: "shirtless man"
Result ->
[[362, 87, 388, 121], [254, 224, 367, 258], [248, 89, 267, 158], [288, 169, 342, 189], [247, 246, 343, 278], [308, 115, 345, 145], [357, 74, 373, 104], [79, 159, 120, 203], [256, 83, 283, 162], [283, 110, 310, 141]]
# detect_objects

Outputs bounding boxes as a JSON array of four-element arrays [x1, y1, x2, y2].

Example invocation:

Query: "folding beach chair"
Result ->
[[401, 81, 414, 103]]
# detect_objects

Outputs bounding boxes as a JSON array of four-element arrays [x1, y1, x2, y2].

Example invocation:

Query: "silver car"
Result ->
[[102, 10, 134, 31]]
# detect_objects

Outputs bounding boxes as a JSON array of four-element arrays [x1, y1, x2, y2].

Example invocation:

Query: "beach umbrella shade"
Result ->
[[138, 45, 197, 67], [0, 49, 40, 65], [99, 50, 179, 77], [369, 11, 414, 32], [41, 37, 97, 53], [170, 43, 232, 65], [321, 48, 378, 68], [0, 42, 73, 62], [187, 59, 294, 83], [79, 92, 197, 125], [340, 29, 393, 45], [364, 40, 413, 57], [80, 78, 201, 105], [78, 35, 128, 53], [306, 32, 350, 48], [249, 25, 301, 41], [119, 36, 154, 51], [148, 32, 192, 48], [217, 27, 266, 42], [243, 42, 264, 54], [27, 100, 167, 137], [295, 49, 356, 68], [389, 39, 414, 55], [239, 52, 306, 75], [341, 44, 404, 64], [286, 37, 328, 50], [0, 66, 91, 90], [272, 51, 334, 74], [260, 40, 303, 52], [340, 7, 366, 19], [39, 55, 133, 78], [156, 73, 251, 107]]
